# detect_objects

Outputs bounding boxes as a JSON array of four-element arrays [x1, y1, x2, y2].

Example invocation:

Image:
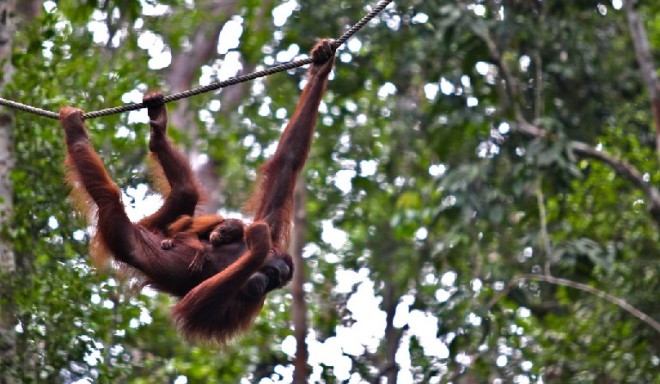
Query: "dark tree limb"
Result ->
[[488, 274, 660, 334], [625, 0, 660, 158], [472, 19, 660, 227], [291, 177, 309, 384]]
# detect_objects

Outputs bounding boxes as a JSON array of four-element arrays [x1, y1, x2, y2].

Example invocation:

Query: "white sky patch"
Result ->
[[359, 160, 378, 177], [260, 141, 277, 158], [461, 75, 471, 88], [140, 0, 170, 16], [466, 312, 482, 326], [318, 100, 328, 114], [334, 169, 356, 194], [307, 336, 353, 381], [516, 375, 531, 384], [392, 294, 415, 328], [424, 273, 438, 285], [276, 44, 300, 63], [42, 40, 54, 60], [83, 347, 103, 367], [272, 0, 298, 27], [408, 310, 450, 358], [466, 97, 478, 107], [123, 184, 162, 221], [122, 89, 145, 104], [429, 163, 447, 177], [119, 88, 151, 123], [197, 65, 215, 87], [498, 122, 510, 134], [519, 55, 531, 72], [302, 243, 320, 259], [377, 82, 397, 99], [88, 13, 109, 45], [324, 252, 341, 264], [281, 335, 297, 356], [395, 337, 414, 383], [113, 124, 132, 139], [209, 99, 221, 112], [347, 38, 362, 53], [415, 227, 428, 241], [48, 216, 59, 229], [334, 268, 367, 294], [435, 288, 451, 303], [440, 270, 457, 286], [475, 61, 491, 76], [44, 1, 56, 13], [471, 4, 486, 17], [258, 102, 271, 117], [137, 30, 171, 70], [216, 51, 243, 81], [517, 307, 531, 318], [340, 280, 387, 350], [139, 307, 153, 325], [412, 13, 429, 24], [217, 17, 244, 54], [321, 220, 348, 249], [440, 77, 455, 95], [103, 299, 114, 309], [456, 352, 472, 366], [273, 365, 295, 383], [424, 83, 439, 100], [147, 49, 172, 70], [611, 0, 623, 10], [129, 109, 150, 124], [340, 52, 353, 63], [386, 14, 401, 30]]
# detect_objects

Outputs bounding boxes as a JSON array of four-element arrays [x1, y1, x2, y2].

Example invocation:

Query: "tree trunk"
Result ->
[[380, 282, 401, 384], [291, 177, 309, 383], [1, 2, 40, 380], [0, 0, 16, 380], [624, 0, 660, 160], [164, 0, 239, 213]]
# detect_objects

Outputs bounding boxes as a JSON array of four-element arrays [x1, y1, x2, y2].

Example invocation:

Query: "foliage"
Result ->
[[0, 0, 658, 382]]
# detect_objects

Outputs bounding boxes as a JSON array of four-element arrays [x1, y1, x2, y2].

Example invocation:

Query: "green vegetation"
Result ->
[[0, 1, 658, 382]]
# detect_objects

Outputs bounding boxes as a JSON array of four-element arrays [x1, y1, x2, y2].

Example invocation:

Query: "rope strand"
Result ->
[[0, 0, 392, 120]]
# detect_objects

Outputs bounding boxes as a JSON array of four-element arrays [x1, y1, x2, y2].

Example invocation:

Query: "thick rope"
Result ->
[[0, 0, 392, 120]]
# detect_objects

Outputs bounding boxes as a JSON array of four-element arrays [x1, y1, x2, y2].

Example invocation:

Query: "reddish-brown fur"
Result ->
[[60, 39, 335, 344]]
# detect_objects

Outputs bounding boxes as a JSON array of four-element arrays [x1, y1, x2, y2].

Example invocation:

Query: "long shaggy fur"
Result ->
[[59, 39, 334, 343]]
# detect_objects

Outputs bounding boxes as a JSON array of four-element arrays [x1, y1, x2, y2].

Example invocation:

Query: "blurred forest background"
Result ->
[[1, 0, 659, 383]]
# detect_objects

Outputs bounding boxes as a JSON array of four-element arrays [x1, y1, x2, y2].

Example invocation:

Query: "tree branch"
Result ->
[[291, 176, 309, 384], [511, 124, 660, 226], [568, 141, 660, 223], [472, 17, 660, 227], [624, 0, 660, 159], [489, 274, 660, 334]]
